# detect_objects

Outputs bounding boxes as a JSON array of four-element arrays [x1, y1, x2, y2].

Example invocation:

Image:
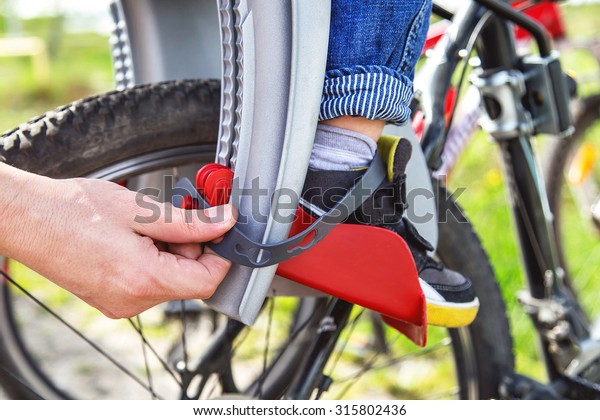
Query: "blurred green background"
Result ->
[[0, 0, 113, 132], [1, 0, 600, 394]]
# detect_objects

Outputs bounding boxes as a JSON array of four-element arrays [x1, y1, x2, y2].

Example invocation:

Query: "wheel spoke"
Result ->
[[134, 316, 157, 399], [326, 308, 365, 378], [126, 318, 183, 389], [245, 300, 324, 397], [1, 269, 167, 398], [332, 334, 452, 399], [179, 300, 190, 370], [333, 333, 402, 399], [368, 337, 453, 373]]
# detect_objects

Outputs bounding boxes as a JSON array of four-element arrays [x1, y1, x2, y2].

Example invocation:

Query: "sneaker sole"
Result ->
[[426, 297, 480, 328]]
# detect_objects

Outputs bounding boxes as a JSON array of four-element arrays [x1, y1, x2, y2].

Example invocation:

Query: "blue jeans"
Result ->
[[320, 0, 432, 125]]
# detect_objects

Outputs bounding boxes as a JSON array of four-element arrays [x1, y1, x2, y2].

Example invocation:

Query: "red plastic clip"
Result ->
[[195, 164, 234, 206]]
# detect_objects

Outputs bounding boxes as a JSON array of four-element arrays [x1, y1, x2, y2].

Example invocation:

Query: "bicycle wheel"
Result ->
[[0, 80, 327, 400], [545, 94, 600, 382], [0, 80, 513, 399]]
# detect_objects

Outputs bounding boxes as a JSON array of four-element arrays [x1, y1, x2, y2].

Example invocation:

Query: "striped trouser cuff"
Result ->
[[319, 65, 414, 125]]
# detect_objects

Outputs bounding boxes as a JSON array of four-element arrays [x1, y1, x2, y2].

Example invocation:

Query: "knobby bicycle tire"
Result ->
[[435, 183, 514, 398], [0, 80, 513, 399]]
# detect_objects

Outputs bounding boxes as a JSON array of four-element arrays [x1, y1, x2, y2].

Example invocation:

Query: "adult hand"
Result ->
[[0, 164, 236, 319]]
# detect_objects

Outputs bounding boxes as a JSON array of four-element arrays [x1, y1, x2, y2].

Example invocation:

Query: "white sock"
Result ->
[[309, 123, 377, 171]]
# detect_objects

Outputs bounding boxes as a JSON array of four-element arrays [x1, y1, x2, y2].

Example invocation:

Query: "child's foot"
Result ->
[[302, 132, 479, 327]]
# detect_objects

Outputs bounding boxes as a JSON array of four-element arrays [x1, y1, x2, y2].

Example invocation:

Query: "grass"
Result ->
[[1, 4, 600, 397]]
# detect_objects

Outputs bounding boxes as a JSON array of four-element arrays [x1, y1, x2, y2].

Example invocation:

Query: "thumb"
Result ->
[[134, 202, 236, 243]]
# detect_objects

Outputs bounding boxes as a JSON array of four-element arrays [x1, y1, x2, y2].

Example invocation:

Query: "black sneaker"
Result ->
[[301, 135, 479, 327]]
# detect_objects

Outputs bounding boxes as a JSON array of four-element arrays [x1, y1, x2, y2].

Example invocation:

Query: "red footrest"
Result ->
[[277, 208, 427, 346]]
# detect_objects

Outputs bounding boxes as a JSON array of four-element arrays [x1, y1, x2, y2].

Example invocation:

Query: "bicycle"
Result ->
[[428, 0, 600, 387], [0, 0, 597, 400]]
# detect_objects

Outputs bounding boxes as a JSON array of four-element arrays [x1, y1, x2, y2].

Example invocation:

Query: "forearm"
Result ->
[[0, 163, 51, 259]]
